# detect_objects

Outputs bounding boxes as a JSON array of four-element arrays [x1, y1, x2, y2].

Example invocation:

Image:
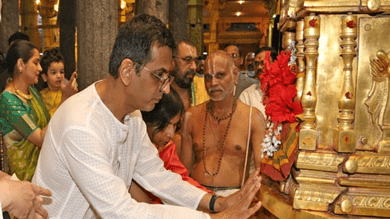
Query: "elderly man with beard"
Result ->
[[239, 47, 278, 118], [171, 39, 207, 111], [180, 50, 266, 197]]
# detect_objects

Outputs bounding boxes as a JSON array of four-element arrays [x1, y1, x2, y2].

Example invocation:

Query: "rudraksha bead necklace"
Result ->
[[202, 98, 237, 177]]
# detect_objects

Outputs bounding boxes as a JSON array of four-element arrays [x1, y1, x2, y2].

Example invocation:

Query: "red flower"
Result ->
[[260, 51, 303, 128]]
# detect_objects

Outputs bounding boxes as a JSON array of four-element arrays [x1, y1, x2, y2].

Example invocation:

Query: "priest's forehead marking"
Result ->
[[205, 52, 233, 76]]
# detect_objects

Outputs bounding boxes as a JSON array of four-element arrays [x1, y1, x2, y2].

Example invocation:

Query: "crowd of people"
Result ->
[[0, 13, 280, 219]]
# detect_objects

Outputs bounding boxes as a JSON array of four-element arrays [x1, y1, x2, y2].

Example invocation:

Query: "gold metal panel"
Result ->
[[315, 14, 346, 150], [356, 16, 390, 151], [344, 154, 390, 174], [295, 151, 345, 172], [314, 15, 390, 151]]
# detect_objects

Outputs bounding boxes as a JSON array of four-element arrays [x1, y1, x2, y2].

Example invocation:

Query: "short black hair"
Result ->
[[108, 14, 175, 78], [141, 89, 184, 137], [5, 40, 37, 77], [40, 48, 65, 75], [8, 32, 30, 45], [173, 38, 196, 57], [255, 47, 278, 61], [223, 43, 242, 57]]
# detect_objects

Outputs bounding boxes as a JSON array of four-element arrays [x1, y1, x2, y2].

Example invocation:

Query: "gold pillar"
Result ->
[[299, 14, 319, 151], [295, 20, 305, 100], [39, 0, 58, 51], [206, 0, 219, 53], [267, 17, 275, 47], [21, 0, 40, 48], [188, 0, 203, 55], [333, 14, 357, 153]]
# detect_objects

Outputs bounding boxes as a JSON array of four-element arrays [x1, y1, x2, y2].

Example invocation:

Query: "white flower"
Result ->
[[261, 123, 282, 158]]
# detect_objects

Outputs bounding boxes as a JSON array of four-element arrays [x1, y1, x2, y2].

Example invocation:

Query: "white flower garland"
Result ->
[[261, 122, 282, 158]]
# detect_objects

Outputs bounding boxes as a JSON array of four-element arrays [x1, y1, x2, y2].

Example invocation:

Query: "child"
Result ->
[[40, 48, 78, 116], [130, 89, 212, 204]]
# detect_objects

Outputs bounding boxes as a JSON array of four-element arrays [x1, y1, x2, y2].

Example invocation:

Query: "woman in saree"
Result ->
[[0, 40, 50, 181]]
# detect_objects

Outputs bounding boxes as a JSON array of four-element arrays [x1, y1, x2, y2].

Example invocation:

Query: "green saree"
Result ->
[[0, 86, 50, 181]]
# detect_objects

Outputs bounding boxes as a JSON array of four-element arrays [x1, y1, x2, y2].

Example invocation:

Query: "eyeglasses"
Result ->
[[143, 67, 175, 92], [254, 60, 264, 67], [175, 56, 198, 65], [230, 53, 239, 58]]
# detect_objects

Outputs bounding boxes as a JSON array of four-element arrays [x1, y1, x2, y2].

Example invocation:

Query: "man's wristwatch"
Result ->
[[209, 194, 219, 213]]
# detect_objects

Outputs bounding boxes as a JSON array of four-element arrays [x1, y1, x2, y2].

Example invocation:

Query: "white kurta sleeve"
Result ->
[[61, 124, 209, 219]]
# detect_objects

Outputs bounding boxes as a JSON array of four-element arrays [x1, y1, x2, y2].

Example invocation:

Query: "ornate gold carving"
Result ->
[[365, 50, 390, 153], [296, 151, 345, 172], [295, 20, 305, 101], [334, 14, 357, 153], [293, 183, 345, 211], [279, 0, 304, 23], [344, 154, 390, 174], [280, 174, 299, 195], [334, 191, 390, 217], [298, 14, 319, 150]]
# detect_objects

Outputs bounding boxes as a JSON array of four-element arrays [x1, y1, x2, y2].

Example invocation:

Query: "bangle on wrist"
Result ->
[[209, 194, 219, 213]]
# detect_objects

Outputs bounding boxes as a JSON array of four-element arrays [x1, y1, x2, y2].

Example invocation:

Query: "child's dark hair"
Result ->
[[40, 47, 65, 75], [141, 89, 184, 137]]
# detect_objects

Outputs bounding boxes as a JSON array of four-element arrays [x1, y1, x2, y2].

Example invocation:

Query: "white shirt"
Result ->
[[32, 83, 209, 219], [239, 83, 265, 119]]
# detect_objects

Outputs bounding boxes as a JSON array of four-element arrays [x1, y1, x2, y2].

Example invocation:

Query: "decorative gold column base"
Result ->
[[299, 129, 317, 150], [333, 128, 356, 153]]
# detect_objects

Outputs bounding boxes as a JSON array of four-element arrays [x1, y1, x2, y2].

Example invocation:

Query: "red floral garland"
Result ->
[[260, 51, 303, 127], [259, 50, 303, 181]]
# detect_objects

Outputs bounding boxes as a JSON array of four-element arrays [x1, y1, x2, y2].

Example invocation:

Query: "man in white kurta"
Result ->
[[32, 83, 208, 219]]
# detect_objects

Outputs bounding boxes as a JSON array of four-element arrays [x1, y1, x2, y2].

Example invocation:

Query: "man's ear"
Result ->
[[233, 66, 239, 84], [119, 58, 135, 86], [240, 56, 244, 66]]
